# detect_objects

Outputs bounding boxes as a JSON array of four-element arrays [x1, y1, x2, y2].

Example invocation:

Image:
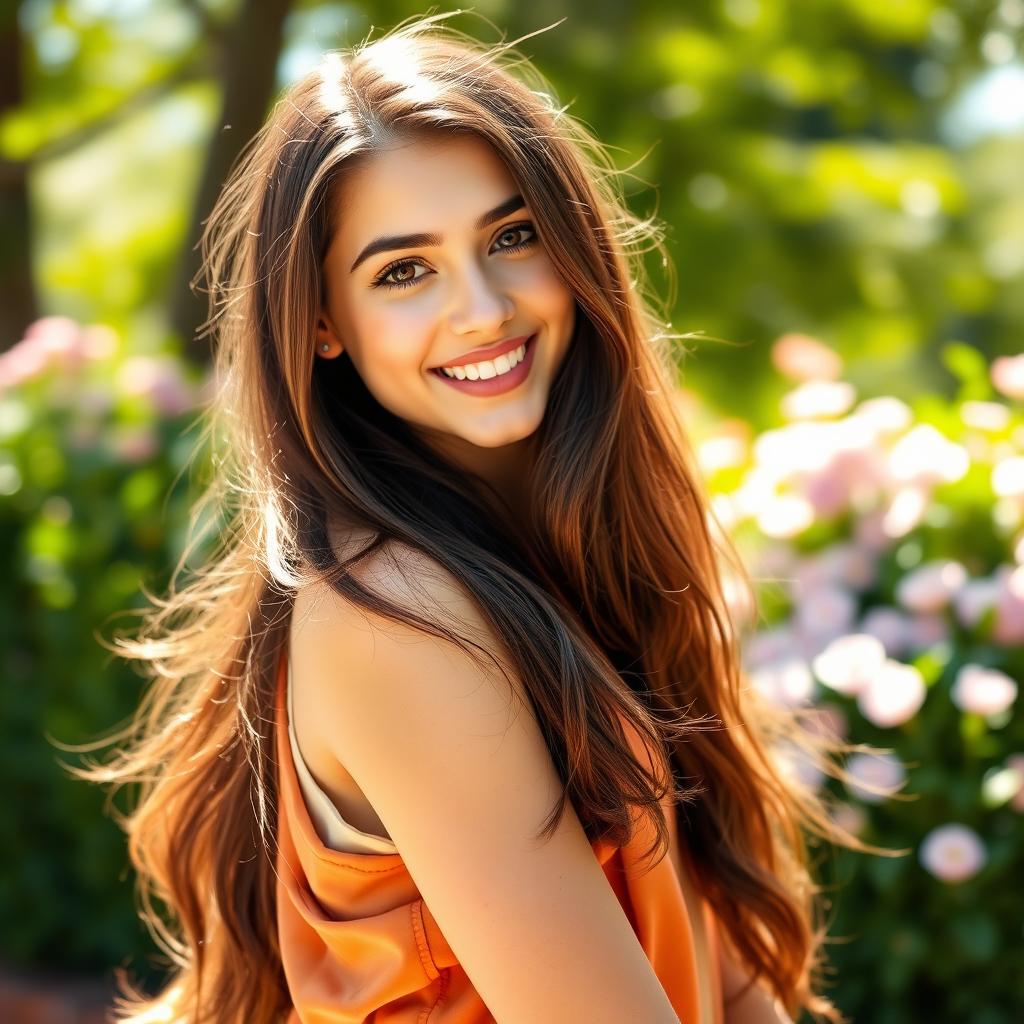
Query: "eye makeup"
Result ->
[[369, 222, 538, 291]]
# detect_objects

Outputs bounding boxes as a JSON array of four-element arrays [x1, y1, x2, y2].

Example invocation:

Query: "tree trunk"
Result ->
[[170, 0, 294, 366], [0, 7, 38, 350]]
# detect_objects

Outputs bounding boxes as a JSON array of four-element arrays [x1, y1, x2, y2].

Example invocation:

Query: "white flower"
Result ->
[[961, 400, 1011, 432], [991, 354, 1024, 401], [857, 660, 927, 728], [756, 494, 816, 538], [993, 456, 1024, 498], [812, 634, 887, 696], [895, 560, 968, 614], [888, 424, 970, 486], [851, 396, 913, 438], [951, 664, 1018, 716], [919, 824, 986, 883], [781, 380, 857, 420]]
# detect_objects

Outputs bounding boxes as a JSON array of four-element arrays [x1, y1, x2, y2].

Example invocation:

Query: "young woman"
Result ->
[[79, 13, 865, 1024]]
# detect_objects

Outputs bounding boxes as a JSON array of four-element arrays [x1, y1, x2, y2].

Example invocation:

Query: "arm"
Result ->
[[719, 938, 795, 1024], [293, 545, 681, 1024]]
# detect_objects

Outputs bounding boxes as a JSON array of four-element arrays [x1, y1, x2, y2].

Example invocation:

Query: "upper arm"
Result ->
[[292, 545, 680, 1024], [719, 938, 793, 1024]]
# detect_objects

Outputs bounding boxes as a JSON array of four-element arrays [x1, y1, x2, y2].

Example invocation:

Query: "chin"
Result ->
[[460, 422, 539, 449]]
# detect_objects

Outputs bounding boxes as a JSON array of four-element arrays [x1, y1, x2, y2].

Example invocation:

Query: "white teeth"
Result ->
[[439, 341, 529, 380]]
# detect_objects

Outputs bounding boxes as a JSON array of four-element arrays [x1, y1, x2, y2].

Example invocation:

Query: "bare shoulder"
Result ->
[[289, 538, 679, 1023], [292, 535, 492, 661], [290, 537, 518, 777]]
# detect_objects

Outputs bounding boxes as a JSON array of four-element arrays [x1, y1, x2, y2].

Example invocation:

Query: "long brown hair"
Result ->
[[70, 12, 879, 1023]]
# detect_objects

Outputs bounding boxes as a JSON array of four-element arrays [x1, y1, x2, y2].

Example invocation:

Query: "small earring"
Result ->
[[321, 343, 330, 352]]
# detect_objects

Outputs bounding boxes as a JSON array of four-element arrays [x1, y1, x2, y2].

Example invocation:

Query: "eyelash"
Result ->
[[370, 222, 538, 291]]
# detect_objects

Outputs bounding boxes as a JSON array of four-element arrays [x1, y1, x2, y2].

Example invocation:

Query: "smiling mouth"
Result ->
[[428, 332, 538, 394]]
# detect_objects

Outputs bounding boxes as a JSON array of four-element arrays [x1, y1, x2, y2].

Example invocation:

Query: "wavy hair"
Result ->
[[70, 12, 882, 1023]]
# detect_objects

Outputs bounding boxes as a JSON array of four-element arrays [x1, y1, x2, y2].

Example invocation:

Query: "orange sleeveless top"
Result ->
[[274, 645, 725, 1023]]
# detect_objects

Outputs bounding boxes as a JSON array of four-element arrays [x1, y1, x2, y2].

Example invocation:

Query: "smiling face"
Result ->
[[316, 133, 576, 466]]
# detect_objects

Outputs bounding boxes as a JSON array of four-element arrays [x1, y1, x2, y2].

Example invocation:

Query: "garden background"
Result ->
[[2, 1, 1023, 1021]]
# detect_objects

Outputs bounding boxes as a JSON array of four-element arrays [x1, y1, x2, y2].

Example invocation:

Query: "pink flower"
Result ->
[[854, 508, 891, 553], [859, 606, 915, 658], [797, 447, 886, 519], [845, 751, 906, 804], [991, 354, 1024, 401], [953, 576, 1001, 631], [919, 824, 986, 883], [951, 664, 1018, 716], [794, 584, 858, 650], [771, 332, 843, 382], [895, 560, 968, 614], [27, 315, 84, 368], [0, 319, 120, 393], [856, 660, 927, 728], [0, 344, 48, 389], [117, 356, 196, 417], [812, 633, 887, 696], [795, 542, 877, 593]]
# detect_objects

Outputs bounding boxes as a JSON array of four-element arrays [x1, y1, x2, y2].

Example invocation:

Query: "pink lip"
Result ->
[[429, 332, 538, 397], [434, 333, 533, 370]]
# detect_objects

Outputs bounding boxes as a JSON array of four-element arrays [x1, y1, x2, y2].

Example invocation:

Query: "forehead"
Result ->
[[330, 134, 519, 251]]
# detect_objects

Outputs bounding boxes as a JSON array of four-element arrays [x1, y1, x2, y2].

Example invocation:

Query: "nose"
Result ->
[[447, 259, 515, 338]]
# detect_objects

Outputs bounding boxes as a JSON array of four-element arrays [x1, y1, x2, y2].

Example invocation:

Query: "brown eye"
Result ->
[[493, 224, 536, 252]]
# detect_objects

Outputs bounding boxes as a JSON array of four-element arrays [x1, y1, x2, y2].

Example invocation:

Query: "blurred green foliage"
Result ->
[[2, 0, 1023, 1020]]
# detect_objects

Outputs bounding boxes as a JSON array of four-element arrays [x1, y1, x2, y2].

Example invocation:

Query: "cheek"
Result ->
[[510, 262, 576, 334], [355, 301, 436, 378]]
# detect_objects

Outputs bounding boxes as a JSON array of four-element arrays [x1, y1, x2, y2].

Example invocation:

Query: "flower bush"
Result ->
[[4, 317, 1022, 1020], [0, 317, 207, 978], [696, 333, 1024, 1023]]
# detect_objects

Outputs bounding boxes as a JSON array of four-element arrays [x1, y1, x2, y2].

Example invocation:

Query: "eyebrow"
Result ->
[[349, 193, 527, 274]]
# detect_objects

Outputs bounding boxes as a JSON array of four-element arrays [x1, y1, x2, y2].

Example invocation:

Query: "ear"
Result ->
[[315, 308, 344, 360]]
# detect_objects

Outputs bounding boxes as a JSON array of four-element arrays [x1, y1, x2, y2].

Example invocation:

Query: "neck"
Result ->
[[419, 428, 537, 528]]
